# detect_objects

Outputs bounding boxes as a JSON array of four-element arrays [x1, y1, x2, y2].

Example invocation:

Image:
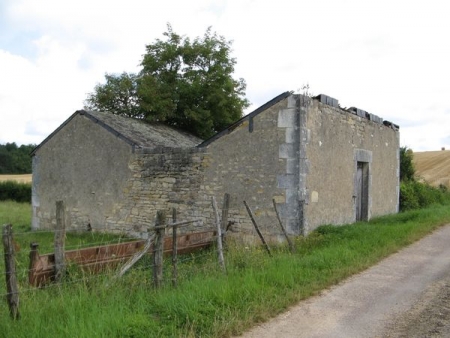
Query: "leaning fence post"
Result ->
[[54, 200, 66, 283], [2, 224, 20, 320], [172, 208, 178, 288], [273, 199, 295, 253], [220, 193, 230, 240], [153, 210, 166, 288], [243, 201, 272, 256], [212, 196, 226, 273]]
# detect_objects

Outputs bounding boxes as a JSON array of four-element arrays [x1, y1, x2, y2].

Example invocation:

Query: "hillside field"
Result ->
[[414, 150, 450, 187], [0, 174, 32, 183]]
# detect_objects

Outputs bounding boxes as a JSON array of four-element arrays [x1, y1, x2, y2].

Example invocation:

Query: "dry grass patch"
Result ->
[[0, 174, 32, 183], [414, 150, 450, 188]]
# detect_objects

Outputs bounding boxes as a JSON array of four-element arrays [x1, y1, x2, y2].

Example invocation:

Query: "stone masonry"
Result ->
[[32, 93, 400, 241]]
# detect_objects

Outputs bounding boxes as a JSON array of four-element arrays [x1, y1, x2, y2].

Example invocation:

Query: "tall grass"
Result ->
[[1, 201, 450, 337]]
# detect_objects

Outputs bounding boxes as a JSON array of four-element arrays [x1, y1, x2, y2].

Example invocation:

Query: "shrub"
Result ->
[[400, 180, 450, 211], [399, 146, 415, 182], [0, 180, 31, 203], [399, 181, 419, 211]]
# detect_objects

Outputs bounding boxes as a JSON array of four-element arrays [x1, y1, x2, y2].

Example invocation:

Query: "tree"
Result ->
[[399, 146, 415, 182], [85, 25, 249, 139], [85, 73, 142, 118], [0, 143, 36, 174]]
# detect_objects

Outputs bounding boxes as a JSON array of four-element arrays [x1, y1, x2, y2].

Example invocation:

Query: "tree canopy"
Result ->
[[0, 143, 36, 174], [85, 25, 249, 139]]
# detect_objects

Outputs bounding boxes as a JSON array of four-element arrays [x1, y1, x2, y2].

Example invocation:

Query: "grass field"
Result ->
[[2, 201, 450, 337], [0, 174, 32, 183], [414, 150, 450, 187]]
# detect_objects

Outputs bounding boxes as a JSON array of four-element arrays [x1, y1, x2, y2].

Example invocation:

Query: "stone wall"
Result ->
[[103, 147, 213, 238], [303, 97, 399, 232], [32, 113, 133, 230], [33, 93, 400, 242], [201, 97, 293, 241]]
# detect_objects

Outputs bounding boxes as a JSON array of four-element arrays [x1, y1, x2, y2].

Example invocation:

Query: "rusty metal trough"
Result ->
[[28, 229, 216, 287]]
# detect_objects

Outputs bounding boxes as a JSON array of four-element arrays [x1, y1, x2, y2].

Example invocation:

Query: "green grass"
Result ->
[[1, 201, 450, 337]]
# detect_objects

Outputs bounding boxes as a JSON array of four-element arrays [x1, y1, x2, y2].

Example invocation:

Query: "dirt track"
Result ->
[[239, 225, 450, 338], [384, 274, 450, 337]]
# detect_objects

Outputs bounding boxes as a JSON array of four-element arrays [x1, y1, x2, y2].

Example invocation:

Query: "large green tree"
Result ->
[[85, 25, 249, 139]]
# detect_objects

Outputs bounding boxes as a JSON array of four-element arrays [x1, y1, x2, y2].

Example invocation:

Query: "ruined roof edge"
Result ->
[[312, 94, 400, 131], [198, 91, 292, 148]]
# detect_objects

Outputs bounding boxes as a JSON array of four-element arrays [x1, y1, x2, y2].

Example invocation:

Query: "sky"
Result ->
[[1, 0, 449, 151]]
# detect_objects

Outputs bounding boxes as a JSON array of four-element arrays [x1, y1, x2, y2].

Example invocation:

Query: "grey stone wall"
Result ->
[[202, 98, 293, 241], [103, 147, 210, 238], [303, 98, 399, 233], [33, 93, 399, 242], [32, 114, 133, 230]]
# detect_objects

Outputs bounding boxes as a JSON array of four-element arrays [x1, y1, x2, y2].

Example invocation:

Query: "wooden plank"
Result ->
[[2, 224, 20, 319], [116, 234, 155, 278], [272, 199, 296, 253], [243, 201, 272, 256]]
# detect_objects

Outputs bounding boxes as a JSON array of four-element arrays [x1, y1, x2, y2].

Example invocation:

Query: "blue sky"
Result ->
[[1, 0, 450, 151]]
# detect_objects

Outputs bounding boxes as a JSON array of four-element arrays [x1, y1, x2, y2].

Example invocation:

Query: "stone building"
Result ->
[[32, 92, 400, 239]]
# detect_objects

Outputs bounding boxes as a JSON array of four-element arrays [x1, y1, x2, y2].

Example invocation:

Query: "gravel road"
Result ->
[[239, 225, 450, 338]]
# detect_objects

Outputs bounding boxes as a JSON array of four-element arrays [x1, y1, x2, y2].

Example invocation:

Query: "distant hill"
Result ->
[[413, 150, 450, 188]]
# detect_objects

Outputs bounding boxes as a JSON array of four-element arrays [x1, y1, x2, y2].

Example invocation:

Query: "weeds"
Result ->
[[1, 202, 450, 337]]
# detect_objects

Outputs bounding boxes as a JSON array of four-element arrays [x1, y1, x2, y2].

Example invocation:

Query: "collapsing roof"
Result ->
[[31, 110, 203, 155], [199, 91, 399, 148]]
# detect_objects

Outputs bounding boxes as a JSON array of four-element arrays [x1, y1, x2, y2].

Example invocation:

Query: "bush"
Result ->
[[400, 180, 450, 211], [0, 181, 31, 203]]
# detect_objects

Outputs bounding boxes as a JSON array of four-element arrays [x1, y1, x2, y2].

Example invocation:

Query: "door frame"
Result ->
[[354, 149, 372, 222]]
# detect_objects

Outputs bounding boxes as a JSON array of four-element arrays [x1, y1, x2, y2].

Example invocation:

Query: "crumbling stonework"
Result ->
[[105, 148, 208, 237]]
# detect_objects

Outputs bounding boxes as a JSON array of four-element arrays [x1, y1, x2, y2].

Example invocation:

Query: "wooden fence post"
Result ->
[[243, 201, 272, 256], [29, 242, 40, 286], [2, 224, 20, 320], [172, 208, 178, 288], [212, 196, 226, 273], [153, 210, 166, 288], [273, 199, 296, 253], [220, 193, 230, 237], [54, 200, 66, 283]]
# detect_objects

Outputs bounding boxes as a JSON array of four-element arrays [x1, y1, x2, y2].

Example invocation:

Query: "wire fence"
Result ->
[[0, 237, 232, 315], [0, 196, 286, 320]]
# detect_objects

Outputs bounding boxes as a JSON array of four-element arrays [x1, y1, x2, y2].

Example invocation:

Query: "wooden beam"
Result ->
[[243, 201, 272, 256]]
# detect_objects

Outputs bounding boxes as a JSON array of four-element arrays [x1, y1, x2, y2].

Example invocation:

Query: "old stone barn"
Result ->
[[32, 92, 400, 240]]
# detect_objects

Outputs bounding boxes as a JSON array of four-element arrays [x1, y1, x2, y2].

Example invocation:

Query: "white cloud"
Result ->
[[1, 0, 450, 150]]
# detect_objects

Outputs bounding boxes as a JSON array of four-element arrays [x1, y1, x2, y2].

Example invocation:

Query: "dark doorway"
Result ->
[[356, 162, 369, 221]]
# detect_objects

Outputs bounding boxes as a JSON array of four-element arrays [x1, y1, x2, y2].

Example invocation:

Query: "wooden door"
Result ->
[[356, 162, 369, 221]]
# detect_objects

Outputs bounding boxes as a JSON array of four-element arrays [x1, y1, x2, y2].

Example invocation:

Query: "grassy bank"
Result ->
[[1, 201, 450, 337]]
